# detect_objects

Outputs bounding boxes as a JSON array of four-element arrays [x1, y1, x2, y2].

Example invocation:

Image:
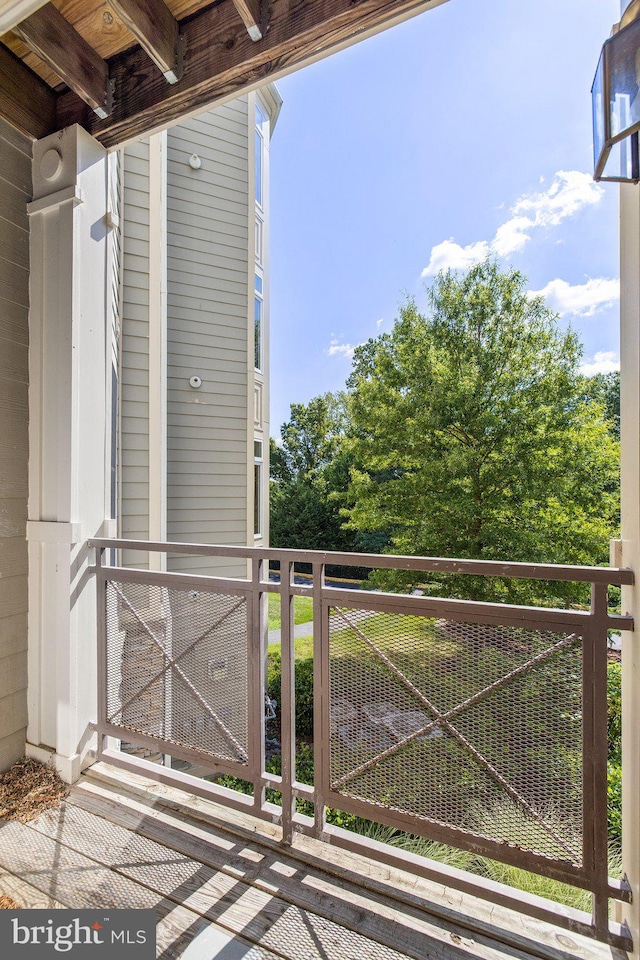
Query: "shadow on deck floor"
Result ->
[[0, 762, 626, 960]]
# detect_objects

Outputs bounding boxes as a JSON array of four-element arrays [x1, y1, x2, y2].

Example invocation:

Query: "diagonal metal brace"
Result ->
[[112, 590, 245, 723], [330, 608, 579, 861], [112, 583, 248, 763]]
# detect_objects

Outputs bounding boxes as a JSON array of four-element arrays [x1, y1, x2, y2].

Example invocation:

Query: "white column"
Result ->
[[26, 124, 110, 783], [620, 180, 640, 956]]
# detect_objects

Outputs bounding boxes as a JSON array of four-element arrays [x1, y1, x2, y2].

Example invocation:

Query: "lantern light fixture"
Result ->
[[593, 1, 640, 182]]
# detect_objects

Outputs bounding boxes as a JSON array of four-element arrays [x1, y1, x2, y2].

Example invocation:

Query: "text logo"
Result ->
[[0, 910, 155, 957]]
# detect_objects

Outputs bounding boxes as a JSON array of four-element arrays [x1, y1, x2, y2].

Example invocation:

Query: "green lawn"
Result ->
[[267, 592, 314, 631], [268, 633, 314, 661]]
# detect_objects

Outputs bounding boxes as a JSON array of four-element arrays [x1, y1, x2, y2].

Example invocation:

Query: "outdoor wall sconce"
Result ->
[[593, 0, 640, 182]]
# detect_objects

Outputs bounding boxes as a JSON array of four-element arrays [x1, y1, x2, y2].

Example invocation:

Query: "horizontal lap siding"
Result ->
[[120, 141, 150, 567], [0, 118, 30, 770], [167, 99, 249, 577]]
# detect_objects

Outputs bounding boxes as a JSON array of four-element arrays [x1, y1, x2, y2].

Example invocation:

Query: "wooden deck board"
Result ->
[[0, 818, 284, 959], [0, 863, 67, 909], [63, 781, 550, 960], [0, 760, 621, 960], [0, 816, 161, 908], [154, 905, 282, 960], [82, 762, 616, 960], [20, 798, 467, 960]]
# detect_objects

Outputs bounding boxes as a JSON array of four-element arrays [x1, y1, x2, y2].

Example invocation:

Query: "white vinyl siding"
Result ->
[[166, 98, 250, 576], [0, 117, 30, 770], [120, 141, 151, 567]]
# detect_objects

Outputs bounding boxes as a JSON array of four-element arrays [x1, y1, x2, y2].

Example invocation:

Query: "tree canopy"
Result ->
[[344, 261, 619, 603], [582, 370, 619, 440], [269, 393, 358, 553]]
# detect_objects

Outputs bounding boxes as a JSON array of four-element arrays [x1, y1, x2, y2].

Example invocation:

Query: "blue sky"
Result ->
[[269, 0, 621, 434]]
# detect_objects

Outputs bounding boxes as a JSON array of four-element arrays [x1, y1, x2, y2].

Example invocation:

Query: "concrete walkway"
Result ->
[[267, 621, 313, 645], [268, 607, 376, 645]]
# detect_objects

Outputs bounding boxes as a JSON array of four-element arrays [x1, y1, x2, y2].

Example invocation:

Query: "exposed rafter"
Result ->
[[0, 0, 446, 143], [230, 0, 266, 42], [0, 42, 55, 139], [106, 0, 184, 84], [13, 3, 112, 118], [57, 0, 445, 148]]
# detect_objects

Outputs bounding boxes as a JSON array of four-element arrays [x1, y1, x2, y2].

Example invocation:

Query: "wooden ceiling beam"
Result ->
[[14, 3, 112, 118], [0, 42, 56, 139], [106, 0, 184, 84], [230, 0, 265, 42], [57, 0, 444, 148]]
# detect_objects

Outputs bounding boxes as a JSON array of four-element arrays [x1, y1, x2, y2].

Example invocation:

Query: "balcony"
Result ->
[[85, 538, 634, 955]]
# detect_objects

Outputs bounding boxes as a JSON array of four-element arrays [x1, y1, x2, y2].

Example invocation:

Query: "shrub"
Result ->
[[470, 799, 622, 912], [608, 762, 622, 843], [267, 649, 314, 738], [607, 660, 622, 842], [608, 660, 622, 765]]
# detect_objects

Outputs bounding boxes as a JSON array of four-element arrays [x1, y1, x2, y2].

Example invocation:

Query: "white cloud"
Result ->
[[530, 277, 619, 317], [421, 171, 604, 277], [491, 216, 532, 257], [580, 351, 619, 376], [422, 238, 490, 276], [327, 338, 360, 359], [421, 237, 491, 277], [511, 171, 603, 227]]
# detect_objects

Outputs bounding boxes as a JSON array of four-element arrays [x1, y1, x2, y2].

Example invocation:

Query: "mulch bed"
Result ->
[[0, 895, 21, 909], [0, 757, 68, 823]]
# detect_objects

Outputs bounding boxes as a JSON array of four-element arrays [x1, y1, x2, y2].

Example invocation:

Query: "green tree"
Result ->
[[269, 393, 358, 553], [345, 261, 619, 603], [582, 370, 620, 440], [270, 392, 348, 486]]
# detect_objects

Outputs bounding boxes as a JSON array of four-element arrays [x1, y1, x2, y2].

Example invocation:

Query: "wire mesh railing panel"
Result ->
[[92, 540, 635, 949], [327, 607, 584, 865], [105, 578, 250, 766]]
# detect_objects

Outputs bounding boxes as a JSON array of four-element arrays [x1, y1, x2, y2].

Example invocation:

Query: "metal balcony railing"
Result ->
[[89, 538, 634, 950]]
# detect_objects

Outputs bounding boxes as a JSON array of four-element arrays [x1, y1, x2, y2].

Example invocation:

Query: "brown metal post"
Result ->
[[280, 559, 295, 843], [95, 545, 108, 761], [312, 561, 326, 838], [249, 557, 265, 811], [590, 581, 611, 939]]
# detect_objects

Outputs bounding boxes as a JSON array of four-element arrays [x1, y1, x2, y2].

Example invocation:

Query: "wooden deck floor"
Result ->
[[0, 762, 624, 960]]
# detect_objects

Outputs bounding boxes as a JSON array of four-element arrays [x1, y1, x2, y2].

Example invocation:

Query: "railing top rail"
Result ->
[[88, 538, 634, 586]]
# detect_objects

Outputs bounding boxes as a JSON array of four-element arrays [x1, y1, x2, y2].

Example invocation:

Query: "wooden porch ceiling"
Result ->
[[0, 0, 447, 148]]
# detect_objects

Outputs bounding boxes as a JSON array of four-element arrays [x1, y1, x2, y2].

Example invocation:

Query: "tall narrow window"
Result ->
[[255, 101, 268, 210], [255, 215, 263, 265], [254, 439, 263, 537], [255, 129, 263, 208], [254, 272, 263, 371]]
